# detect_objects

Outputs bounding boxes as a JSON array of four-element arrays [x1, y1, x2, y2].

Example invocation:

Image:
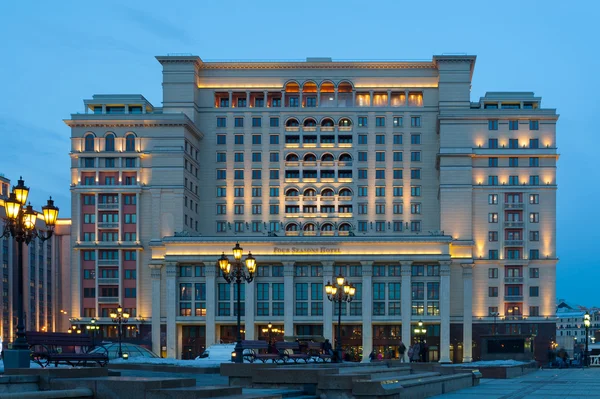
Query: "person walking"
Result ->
[[398, 340, 407, 362]]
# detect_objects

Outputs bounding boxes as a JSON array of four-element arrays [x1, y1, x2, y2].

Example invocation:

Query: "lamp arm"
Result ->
[[1, 223, 11, 239], [35, 229, 54, 242]]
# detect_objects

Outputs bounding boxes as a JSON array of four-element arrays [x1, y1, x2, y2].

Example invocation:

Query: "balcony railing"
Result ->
[[97, 278, 119, 285], [504, 277, 524, 283], [98, 203, 119, 210], [97, 296, 119, 304], [504, 221, 524, 228], [98, 260, 119, 266], [504, 203, 524, 209], [504, 295, 523, 301], [505, 240, 524, 246], [98, 222, 119, 229]]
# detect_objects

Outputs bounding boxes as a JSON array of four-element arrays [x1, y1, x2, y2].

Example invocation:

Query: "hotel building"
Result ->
[[65, 54, 558, 362], [0, 175, 72, 346]]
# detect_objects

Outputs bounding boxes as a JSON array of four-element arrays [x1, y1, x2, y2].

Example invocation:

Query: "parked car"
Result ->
[[195, 344, 252, 362]]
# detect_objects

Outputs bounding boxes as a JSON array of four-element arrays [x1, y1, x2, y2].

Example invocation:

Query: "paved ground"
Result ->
[[431, 368, 600, 399], [116, 368, 229, 386]]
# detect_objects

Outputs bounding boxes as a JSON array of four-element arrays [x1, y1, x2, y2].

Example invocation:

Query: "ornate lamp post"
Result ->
[[584, 311, 591, 367], [325, 274, 356, 363], [110, 305, 130, 358], [491, 312, 499, 335], [218, 242, 256, 363], [1, 177, 58, 368], [86, 317, 100, 346], [414, 320, 427, 362]]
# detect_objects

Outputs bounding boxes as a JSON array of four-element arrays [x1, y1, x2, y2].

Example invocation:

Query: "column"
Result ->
[[316, 87, 320, 107], [245, 278, 256, 340], [246, 91, 250, 108], [352, 91, 356, 107], [299, 90, 303, 108], [322, 261, 334, 342], [404, 90, 409, 106], [462, 264, 474, 362], [283, 262, 294, 337], [263, 90, 268, 107], [205, 264, 217, 347], [439, 261, 451, 363], [149, 263, 163, 356], [387, 90, 391, 106], [369, 90, 373, 107], [334, 88, 338, 107], [281, 90, 285, 108], [361, 261, 373, 362], [400, 261, 412, 362], [228, 91, 232, 108], [165, 262, 177, 358]]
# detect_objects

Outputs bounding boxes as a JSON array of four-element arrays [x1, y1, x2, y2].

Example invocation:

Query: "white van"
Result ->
[[195, 344, 252, 362]]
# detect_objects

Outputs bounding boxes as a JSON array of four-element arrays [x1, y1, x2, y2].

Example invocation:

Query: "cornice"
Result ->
[[199, 62, 436, 70]]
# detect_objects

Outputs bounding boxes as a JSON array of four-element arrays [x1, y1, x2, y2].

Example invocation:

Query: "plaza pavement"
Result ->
[[430, 368, 600, 399]]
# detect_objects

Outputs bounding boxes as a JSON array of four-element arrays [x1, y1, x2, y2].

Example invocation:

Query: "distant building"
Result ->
[[65, 54, 558, 362], [0, 176, 71, 345], [556, 300, 599, 357]]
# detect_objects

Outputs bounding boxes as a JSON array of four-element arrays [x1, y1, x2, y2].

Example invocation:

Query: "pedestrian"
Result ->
[[411, 343, 421, 362], [369, 351, 376, 362], [322, 339, 334, 356], [420, 342, 428, 362], [398, 340, 406, 362]]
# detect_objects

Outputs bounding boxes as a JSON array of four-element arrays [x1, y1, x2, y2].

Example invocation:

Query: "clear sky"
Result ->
[[0, 0, 598, 306]]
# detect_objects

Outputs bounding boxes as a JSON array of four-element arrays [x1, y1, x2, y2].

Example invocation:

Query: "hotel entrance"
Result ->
[[181, 326, 205, 359], [373, 325, 403, 359]]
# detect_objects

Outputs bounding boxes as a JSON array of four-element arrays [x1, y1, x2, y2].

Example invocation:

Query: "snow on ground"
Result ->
[[448, 360, 530, 367], [0, 360, 72, 373], [110, 357, 223, 367]]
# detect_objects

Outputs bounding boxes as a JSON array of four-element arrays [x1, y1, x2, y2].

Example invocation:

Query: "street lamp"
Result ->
[[325, 273, 356, 363], [413, 320, 427, 362], [1, 177, 58, 368], [218, 242, 257, 363], [86, 318, 100, 346], [110, 305, 130, 358], [584, 311, 591, 367], [491, 312, 500, 335]]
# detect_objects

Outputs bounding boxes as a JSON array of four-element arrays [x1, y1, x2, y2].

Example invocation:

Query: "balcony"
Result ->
[[98, 203, 119, 210], [98, 278, 119, 285], [97, 296, 119, 304], [504, 295, 523, 301], [285, 126, 300, 132], [504, 203, 524, 209], [504, 277, 524, 283], [338, 126, 352, 132], [98, 222, 119, 229], [504, 221, 524, 228], [505, 240, 524, 246], [98, 260, 118, 266]]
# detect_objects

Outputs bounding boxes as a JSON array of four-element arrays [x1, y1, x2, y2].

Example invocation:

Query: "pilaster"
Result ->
[[322, 261, 334, 342], [149, 263, 163, 356], [360, 261, 373, 362], [205, 264, 217, 346], [245, 277, 256, 340], [165, 262, 177, 358], [439, 261, 452, 363], [462, 263, 474, 362], [283, 262, 295, 337], [400, 261, 412, 362]]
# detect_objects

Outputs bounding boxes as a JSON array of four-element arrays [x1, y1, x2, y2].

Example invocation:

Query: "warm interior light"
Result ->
[[232, 242, 243, 261], [42, 197, 59, 227], [23, 204, 37, 230], [245, 252, 256, 274], [4, 193, 21, 220], [336, 274, 345, 286], [13, 177, 29, 205]]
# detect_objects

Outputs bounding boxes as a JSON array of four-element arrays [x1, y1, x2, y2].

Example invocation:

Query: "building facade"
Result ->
[[0, 176, 72, 347], [556, 300, 599, 357], [65, 54, 558, 362]]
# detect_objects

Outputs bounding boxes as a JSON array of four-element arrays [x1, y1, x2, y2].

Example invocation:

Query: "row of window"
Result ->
[[216, 116, 421, 128], [216, 132, 415, 146], [216, 186, 422, 198], [487, 157, 540, 167], [83, 269, 136, 279], [81, 250, 137, 261], [488, 231, 540, 241], [216, 203, 423, 216], [81, 232, 137, 242], [485, 175, 547, 186], [488, 286, 539, 297], [488, 267, 539, 279], [488, 194, 539, 205], [488, 212, 540, 223], [488, 120, 539, 131], [83, 133, 136, 152], [213, 220, 422, 233], [81, 194, 137, 205], [83, 214, 137, 224], [488, 306, 541, 317], [485, 138, 543, 149], [83, 287, 137, 298], [80, 176, 138, 186], [81, 158, 137, 168], [487, 249, 543, 260]]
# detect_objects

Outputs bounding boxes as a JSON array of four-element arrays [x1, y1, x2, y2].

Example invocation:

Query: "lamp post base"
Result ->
[[3, 349, 31, 369]]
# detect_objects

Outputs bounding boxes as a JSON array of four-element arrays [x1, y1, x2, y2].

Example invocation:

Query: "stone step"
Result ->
[[146, 385, 241, 399], [0, 375, 40, 393], [243, 388, 306, 398], [0, 388, 93, 399]]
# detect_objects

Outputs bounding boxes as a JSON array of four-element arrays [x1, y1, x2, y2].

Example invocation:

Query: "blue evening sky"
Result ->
[[0, 1, 598, 306]]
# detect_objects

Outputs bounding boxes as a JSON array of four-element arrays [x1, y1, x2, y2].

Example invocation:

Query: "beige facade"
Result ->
[[65, 55, 558, 362]]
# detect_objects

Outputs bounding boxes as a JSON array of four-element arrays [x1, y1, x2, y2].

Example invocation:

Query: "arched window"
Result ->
[[286, 188, 299, 197], [320, 118, 335, 127], [304, 188, 316, 197], [303, 153, 317, 162], [339, 153, 352, 162], [84, 134, 95, 152], [321, 223, 334, 231], [285, 81, 299, 93], [321, 188, 334, 197], [339, 188, 352, 197], [125, 133, 136, 152], [286, 223, 299, 231], [286, 153, 299, 162], [338, 117, 352, 127], [303, 118, 317, 127], [303, 223, 315, 232], [105, 133, 115, 152], [286, 118, 299, 127], [321, 153, 334, 162], [339, 223, 351, 231]]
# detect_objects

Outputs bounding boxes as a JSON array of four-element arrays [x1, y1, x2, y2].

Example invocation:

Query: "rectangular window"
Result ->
[[376, 134, 385, 144], [252, 169, 262, 180], [488, 176, 498, 185], [489, 231, 498, 242], [358, 135, 368, 145], [375, 170, 385, 179], [529, 120, 539, 130], [529, 194, 539, 204], [393, 135, 403, 144], [411, 186, 421, 197], [509, 157, 519, 167], [529, 306, 540, 316], [270, 135, 279, 145], [410, 151, 421, 162], [393, 169, 403, 179], [488, 120, 498, 130], [489, 268, 498, 279], [252, 117, 262, 127], [270, 169, 279, 179], [529, 249, 539, 260], [509, 138, 519, 149], [270, 117, 279, 127], [234, 135, 244, 145], [217, 135, 226, 145], [252, 135, 262, 144], [489, 287, 498, 297], [375, 187, 385, 197], [410, 169, 421, 179], [488, 138, 498, 149], [529, 157, 539, 167], [509, 176, 519, 185], [217, 117, 226, 127], [489, 250, 499, 260], [375, 116, 385, 127], [529, 286, 539, 297], [529, 268, 539, 278], [529, 212, 539, 223], [411, 116, 421, 127], [358, 152, 367, 162], [237, 98, 247, 108], [529, 231, 539, 241], [509, 120, 519, 130], [393, 117, 403, 127], [530, 138, 539, 148], [411, 134, 421, 144], [375, 152, 385, 162], [358, 116, 368, 127], [234, 117, 244, 127], [529, 175, 539, 186], [489, 194, 498, 204], [489, 213, 498, 223], [251, 152, 261, 162]]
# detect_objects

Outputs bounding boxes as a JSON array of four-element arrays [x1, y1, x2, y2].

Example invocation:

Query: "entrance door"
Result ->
[[182, 326, 206, 359]]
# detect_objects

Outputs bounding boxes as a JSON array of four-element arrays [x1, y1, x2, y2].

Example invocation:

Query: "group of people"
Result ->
[[369, 340, 428, 362]]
